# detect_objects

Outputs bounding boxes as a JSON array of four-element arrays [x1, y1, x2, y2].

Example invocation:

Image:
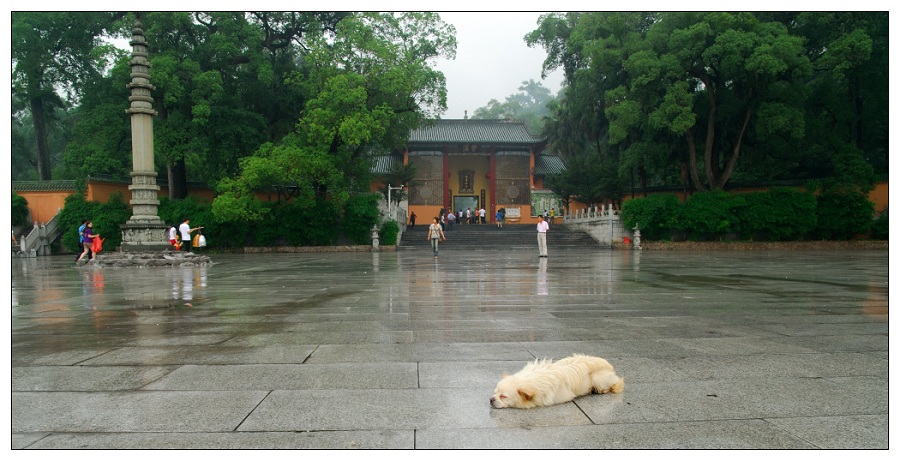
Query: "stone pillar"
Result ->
[[120, 16, 170, 251]]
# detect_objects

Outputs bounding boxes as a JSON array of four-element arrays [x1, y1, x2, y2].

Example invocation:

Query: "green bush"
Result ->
[[620, 194, 683, 241], [871, 208, 888, 240], [379, 220, 400, 245], [57, 190, 131, 252], [681, 190, 746, 239], [273, 198, 338, 246], [340, 193, 380, 244], [90, 193, 132, 250], [158, 196, 236, 248], [814, 190, 874, 240], [12, 193, 29, 227], [738, 188, 817, 240], [58, 187, 99, 253]]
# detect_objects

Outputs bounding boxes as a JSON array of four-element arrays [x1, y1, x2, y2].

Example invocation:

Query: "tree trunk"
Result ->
[[170, 158, 188, 199], [714, 106, 753, 189], [685, 130, 707, 191], [30, 96, 52, 180]]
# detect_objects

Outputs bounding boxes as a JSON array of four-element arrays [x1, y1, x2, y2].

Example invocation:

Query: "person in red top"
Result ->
[[536, 215, 549, 258]]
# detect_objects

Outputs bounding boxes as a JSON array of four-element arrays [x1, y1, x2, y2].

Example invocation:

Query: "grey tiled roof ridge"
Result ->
[[409, 118, 545, 144]]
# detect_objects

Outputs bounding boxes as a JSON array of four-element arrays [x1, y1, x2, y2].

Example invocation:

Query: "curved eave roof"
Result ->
[[534, 156, 566, 175], [409, 119, 545, 144]]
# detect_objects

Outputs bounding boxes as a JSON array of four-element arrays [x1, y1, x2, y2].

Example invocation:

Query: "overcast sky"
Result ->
[[433, 12, 565, 119]]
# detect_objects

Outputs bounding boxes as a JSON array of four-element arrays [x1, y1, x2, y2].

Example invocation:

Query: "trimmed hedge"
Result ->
[[621, 188, 877, 242]]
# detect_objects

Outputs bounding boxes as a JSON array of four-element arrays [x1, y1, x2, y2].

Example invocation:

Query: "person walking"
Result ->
[[409, 211, 417, 229], [447, 211, 455, 231], [536, 214, 549, 258], [479, 207, 486, 224], [74, 219, 92, 262], [427, 217, 446, 259], [77, 221, 99, 262], [179, 218, 201, 252], [496, 210, 503, 228]]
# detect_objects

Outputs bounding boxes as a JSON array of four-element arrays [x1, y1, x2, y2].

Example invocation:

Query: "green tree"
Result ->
[[12, 194, 30, 227], [11, 12, 123, 180], [214, 12, 456, 225], [472, 79, 555, 133]]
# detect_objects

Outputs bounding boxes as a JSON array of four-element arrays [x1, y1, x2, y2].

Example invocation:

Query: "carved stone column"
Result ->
[[120, 16, 170, 251]]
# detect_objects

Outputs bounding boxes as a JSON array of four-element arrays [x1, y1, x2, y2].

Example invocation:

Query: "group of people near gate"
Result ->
[[455, 207, 487, 225], [421, 211, 551, 259]]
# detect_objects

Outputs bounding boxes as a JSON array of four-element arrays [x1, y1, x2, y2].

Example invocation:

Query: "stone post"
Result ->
[[371, 225, 380, 251], [633, 225, 642, 250], [119, 16, 170, 251]]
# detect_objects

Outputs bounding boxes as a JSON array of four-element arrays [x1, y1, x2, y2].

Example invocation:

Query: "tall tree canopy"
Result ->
[[11, 12, 123, 180], [527, 12, 886, 195], [212, 12, 456, 223], [472, 79, 556, 133]]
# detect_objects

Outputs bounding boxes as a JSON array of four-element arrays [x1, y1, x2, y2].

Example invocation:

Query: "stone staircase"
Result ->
[[398, 222, 608, 251]]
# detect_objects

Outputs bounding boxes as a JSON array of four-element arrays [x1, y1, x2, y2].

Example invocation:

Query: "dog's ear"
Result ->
[[517, 387, 535, 401]]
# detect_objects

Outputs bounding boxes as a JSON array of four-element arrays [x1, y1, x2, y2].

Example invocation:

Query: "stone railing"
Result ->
[[562, 204, 620, 224], [17, 211, 63, 257]]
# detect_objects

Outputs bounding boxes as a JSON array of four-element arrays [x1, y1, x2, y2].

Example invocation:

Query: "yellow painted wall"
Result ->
[[447, 155, 490, 209]]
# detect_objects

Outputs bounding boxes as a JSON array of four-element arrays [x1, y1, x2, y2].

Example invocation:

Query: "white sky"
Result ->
[[433, 12, 565, 119]]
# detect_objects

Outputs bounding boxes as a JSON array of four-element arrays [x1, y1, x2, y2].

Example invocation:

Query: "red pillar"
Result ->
[[489, 150, 496, 224], [443, 150, 450, 211]]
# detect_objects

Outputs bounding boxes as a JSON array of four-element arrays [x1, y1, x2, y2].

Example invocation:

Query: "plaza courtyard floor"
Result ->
[[10, 248, 889, 449]]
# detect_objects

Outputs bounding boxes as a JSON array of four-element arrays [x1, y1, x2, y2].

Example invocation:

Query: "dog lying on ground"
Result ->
[[490, 354, 624, 409]]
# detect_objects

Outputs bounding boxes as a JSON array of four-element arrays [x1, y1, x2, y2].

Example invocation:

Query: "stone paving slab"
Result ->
[[415, 420, 817, 449], [236, 389, 594, 431], [12, 390, 268, 432], [19, 430, 415, 449], [80, 345, 317, 365], [13, 365, 177, 391], [763, 414, 889, 449], [143, 363, 419, 390]]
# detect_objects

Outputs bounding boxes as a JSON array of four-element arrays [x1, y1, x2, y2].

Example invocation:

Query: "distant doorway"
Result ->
[[454, 196, 478, 217]]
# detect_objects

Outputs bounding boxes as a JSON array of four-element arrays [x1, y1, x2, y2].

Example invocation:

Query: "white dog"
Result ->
[[490, 354, 624, 409]]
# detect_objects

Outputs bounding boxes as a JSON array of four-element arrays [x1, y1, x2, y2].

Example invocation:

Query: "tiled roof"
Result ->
[[12, 180, 77, 192], [370, 155, 402, 174], [409, 119, 545, 144], [534, 156, 566, 175]]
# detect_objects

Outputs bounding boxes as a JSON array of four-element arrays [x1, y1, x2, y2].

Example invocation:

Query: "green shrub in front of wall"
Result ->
[[273, 198, 338, 246], [871, 208, 888, 240], [813, 190, 874, 240], [158, 197, 238, 249], [57, 191, 131, 252], [620, 194, 684, 241], [90, 192, 132, 250], [12, 193, 29, 227], [58, 189, 99, 253], [340, 193, 380, 245], [379, 220, 400, 245], [738, 188, 817, 240], [681, 190, 746, 240]]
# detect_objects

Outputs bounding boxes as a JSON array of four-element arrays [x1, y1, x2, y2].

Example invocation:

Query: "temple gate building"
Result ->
[[397, 119, 566, 225]]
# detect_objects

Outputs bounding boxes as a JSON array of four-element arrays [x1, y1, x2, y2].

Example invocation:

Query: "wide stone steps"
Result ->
[[398, 222, 607, 251]]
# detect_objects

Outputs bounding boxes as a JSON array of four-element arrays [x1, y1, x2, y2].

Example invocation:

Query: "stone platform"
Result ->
[[76, 250, 215, 268]]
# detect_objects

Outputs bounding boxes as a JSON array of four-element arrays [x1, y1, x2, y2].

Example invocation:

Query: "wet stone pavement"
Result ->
[[10, 248, 889, 449]]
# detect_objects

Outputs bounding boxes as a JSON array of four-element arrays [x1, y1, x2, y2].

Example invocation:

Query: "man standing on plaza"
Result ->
[[536, 214, 549, 257]]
